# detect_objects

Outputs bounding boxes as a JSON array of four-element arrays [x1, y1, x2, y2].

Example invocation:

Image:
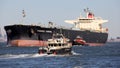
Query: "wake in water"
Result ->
[[0, 50, 81, 59], [0, 53, 47, 59], [71, 51, 81, 55]]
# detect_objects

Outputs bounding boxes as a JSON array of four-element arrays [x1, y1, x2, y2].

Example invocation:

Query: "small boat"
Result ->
[[73, 36, 88, 46], [38, 33, 72, 55]]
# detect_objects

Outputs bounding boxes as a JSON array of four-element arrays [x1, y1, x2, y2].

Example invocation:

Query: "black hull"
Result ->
[[4, 25, 108, 46]]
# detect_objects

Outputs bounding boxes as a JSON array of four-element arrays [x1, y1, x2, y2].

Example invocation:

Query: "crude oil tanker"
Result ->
[[4, 8, 108, 46]]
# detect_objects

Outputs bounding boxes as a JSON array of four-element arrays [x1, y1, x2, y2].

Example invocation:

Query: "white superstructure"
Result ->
[[65, 8, 108, 33]]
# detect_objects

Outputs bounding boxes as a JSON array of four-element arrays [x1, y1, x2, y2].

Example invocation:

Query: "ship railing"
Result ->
[[79, 28, 108, 33], [94, 17, 102, 20], [48, 43, 71, 49], [56, 25, 71, 29], [37, 22, 72, 29]]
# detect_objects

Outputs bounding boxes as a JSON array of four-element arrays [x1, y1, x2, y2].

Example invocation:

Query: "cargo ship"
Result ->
[[4, 8, 108, 46]]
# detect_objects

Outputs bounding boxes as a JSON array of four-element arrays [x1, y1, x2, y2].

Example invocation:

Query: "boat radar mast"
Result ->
[[84, 8, 94, 19]]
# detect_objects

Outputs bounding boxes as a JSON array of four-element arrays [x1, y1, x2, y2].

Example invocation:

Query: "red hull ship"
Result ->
[[73, 36, 86, 45]]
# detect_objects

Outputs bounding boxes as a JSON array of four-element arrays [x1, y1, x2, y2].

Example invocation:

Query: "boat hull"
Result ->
[[38, 47, 72, 55], [4, 25, 108, 46]]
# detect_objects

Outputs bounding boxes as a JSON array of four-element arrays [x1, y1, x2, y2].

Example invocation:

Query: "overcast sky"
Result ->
[[0, 0, 120, 39]]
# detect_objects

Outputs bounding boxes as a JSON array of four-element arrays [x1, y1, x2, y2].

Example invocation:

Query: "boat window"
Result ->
[[51, 44, 54, 47], [49, 44, 50, 46], [53, 35, 63, 39], [54, 44, 57, 46], [59, 44, 61, 46], [49, 44, 53, 47]]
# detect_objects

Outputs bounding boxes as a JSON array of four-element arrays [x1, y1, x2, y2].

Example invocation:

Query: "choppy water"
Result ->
[[0, 42, 120, 68]]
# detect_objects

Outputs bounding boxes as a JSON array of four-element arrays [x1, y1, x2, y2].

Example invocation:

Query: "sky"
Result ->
[[0, 0, 120, 39]]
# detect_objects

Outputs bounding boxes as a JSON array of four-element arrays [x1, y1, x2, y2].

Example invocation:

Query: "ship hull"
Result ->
[[4, 25, 108, 46], [10, 40, 47, 47]]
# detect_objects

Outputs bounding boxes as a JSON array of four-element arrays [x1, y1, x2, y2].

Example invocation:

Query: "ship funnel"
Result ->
[[87, 12, 94, 19]]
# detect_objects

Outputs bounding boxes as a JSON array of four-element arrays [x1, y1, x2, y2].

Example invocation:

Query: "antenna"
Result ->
[[84, 8, 90, 13], [22, 10, 26, 23], [22, 10, 26, 17], [60, 28, 62, 34], [79, 13, 82, 18]]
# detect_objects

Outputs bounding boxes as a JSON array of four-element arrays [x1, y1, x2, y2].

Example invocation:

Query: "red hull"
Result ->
[[10, 40, 48, 47]]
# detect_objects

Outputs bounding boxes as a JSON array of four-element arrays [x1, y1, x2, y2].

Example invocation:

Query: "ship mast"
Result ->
[[84, 8, 94, 19], [22, 10, 26, 23], [84, 8, 89, 18]]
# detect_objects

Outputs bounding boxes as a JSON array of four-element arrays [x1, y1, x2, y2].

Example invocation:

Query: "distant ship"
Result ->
[[108, 37, 120, 42], [4, 8, 108, 46]]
